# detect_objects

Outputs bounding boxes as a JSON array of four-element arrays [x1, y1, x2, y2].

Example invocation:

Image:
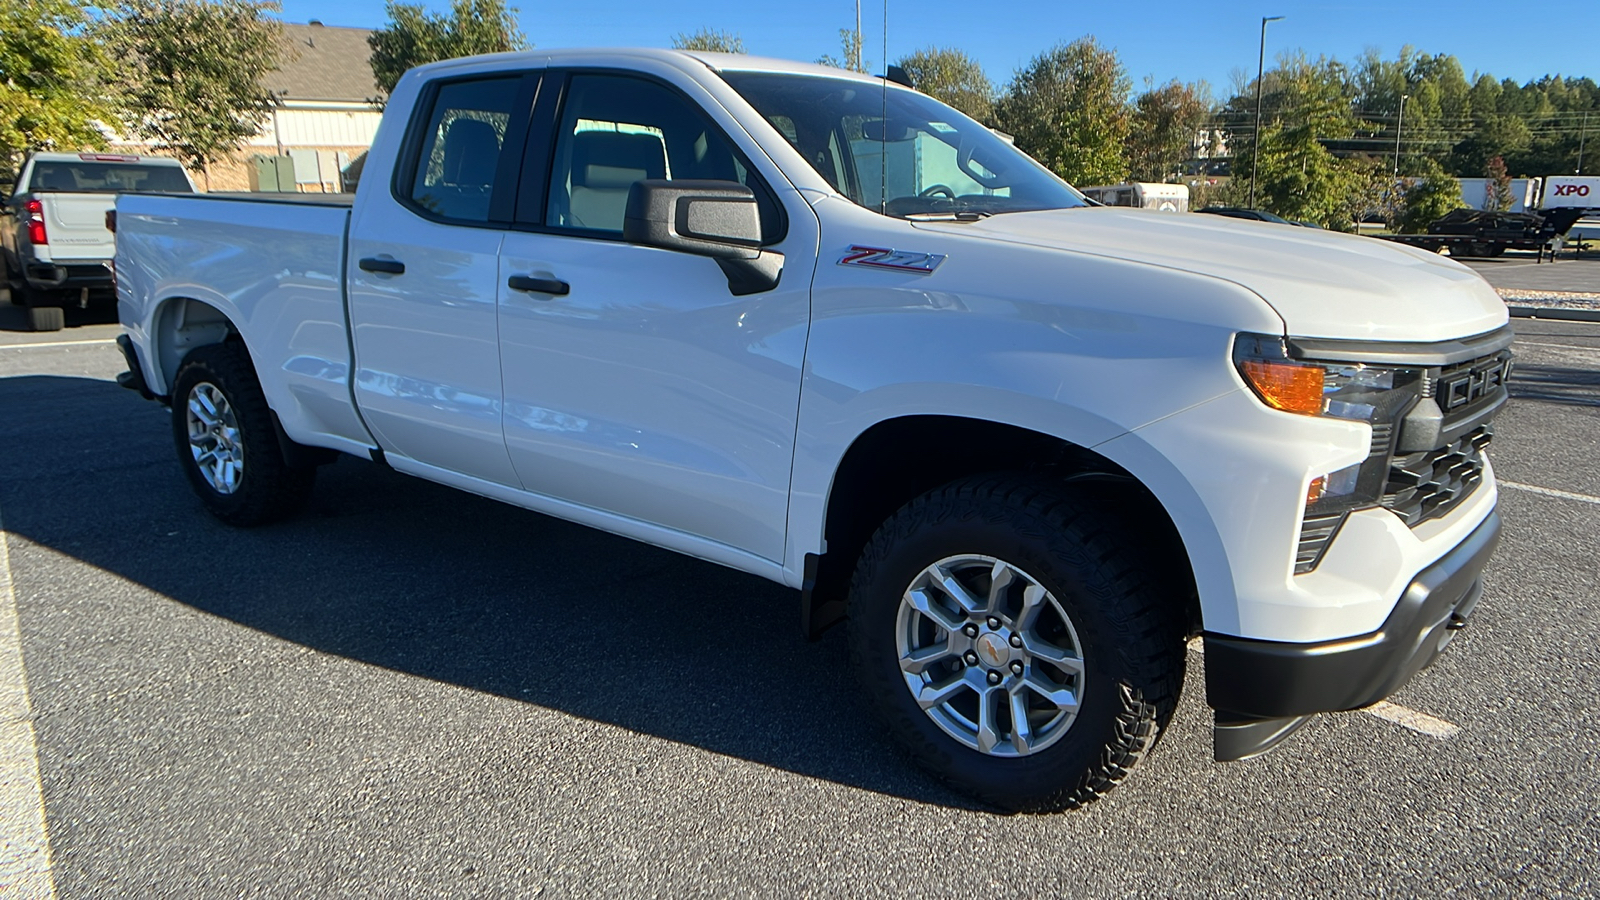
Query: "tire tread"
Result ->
[[846, 473, 1184, 812]]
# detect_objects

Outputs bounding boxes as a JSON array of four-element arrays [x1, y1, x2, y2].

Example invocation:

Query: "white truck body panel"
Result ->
[[114, 47, 1508, 651], [115, 195, 371, 457], [1456, 177, 1541, 214], [1539, 175, 1600, 209], [1077, 182, 1190, 212]]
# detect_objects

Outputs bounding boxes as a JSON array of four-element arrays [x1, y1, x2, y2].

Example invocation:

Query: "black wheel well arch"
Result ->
[[802, 415, 1200, 639]]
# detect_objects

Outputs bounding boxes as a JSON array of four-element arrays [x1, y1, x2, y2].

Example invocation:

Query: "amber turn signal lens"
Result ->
[[1240, 359, 1324, 415], [1307, 476, 1325, 505]]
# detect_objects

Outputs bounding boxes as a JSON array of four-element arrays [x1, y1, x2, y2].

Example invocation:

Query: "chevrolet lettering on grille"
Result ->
[[1437, 355, 1510, 413]]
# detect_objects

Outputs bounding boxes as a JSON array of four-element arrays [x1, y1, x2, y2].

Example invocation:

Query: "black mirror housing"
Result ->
[[624, 179, 762, 259], [623, 179, 783, 295]]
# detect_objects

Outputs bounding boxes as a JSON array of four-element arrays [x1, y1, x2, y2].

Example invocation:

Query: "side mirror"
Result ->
[[623, 179, 783, 296]]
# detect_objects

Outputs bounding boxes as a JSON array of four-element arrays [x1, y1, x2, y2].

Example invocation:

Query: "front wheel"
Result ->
[[847, 475, 1185, 812], [170, 342, 314, 526]]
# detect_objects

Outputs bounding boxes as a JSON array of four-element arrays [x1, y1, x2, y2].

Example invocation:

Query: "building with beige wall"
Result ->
[[113, 22, 383, 192]]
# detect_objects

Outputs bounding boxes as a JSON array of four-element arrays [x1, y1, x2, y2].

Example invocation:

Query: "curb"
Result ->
[[1507, 305, 1600, 322]]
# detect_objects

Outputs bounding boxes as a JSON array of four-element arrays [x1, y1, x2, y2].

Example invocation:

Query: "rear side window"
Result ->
[[407, 77, 523, 222]]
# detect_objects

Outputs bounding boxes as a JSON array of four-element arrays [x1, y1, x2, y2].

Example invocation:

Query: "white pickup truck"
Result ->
[[3, 151, 193, 331], [114, 50, 1509, 811]]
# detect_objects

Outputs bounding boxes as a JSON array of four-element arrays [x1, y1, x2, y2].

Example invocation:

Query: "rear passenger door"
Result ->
[[347, 73, 538, 487], [494, 70, 814, 563]]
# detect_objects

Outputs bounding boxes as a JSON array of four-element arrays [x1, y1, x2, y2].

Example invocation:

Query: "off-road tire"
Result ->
[[171, 342, 314, 526], [847, 474, 1185, 812]]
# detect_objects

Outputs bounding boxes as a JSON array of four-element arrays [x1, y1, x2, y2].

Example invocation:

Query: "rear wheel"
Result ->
[[170, 342, 314, 525], [847, 474, 1185, 812], [26, 304, 64, 332]]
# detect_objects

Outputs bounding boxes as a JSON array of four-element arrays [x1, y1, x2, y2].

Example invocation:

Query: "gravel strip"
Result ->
[[1496, 288, 1600, 311]]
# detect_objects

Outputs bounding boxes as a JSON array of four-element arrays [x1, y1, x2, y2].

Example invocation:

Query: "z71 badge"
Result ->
[[839, 245, 946, 274]]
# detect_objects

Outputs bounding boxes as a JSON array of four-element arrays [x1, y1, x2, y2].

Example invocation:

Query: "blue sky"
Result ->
[[282, 1, 1600, 98]]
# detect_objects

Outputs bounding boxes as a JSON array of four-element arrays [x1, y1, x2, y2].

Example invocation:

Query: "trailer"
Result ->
[[1376, 206, 1591, 260]]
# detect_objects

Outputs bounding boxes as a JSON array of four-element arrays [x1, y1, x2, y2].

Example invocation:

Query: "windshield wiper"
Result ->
[[904, 210, 993, 222]]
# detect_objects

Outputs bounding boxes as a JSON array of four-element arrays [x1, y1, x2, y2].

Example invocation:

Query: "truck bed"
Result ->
[[115, 191, 370, 456]]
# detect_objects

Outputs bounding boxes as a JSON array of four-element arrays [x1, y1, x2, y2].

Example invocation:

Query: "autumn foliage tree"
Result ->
[[104, 0, 286, 185], [368, 0, 527, 97], [672, 28, 745, 54], [994, 38, 1131, 185], [1127, 79, 1210, 182], [0, 0, 112, 176], [895, 47, 993, 123]]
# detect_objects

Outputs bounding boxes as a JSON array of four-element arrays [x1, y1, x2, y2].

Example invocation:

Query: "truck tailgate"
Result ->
[[36, 192, 117, 261]]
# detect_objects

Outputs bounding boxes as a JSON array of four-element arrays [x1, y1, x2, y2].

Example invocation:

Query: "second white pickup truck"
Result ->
[[3, 151, 193, 330], [115, 49, 1508, 811]]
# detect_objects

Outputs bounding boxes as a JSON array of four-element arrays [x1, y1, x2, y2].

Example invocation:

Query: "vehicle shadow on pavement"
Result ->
[[0, 300, 118, 333], [1506, 361, 1600, 408], [0, 373, 980, 810]]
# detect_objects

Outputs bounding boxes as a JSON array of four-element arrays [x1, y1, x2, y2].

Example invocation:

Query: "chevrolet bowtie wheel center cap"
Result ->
[[976, 632, 1009, 668]]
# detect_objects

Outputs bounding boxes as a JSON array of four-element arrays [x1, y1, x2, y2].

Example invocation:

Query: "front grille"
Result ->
[[1381, 426, 1492, 527], [1433, 351, 1511, 415]]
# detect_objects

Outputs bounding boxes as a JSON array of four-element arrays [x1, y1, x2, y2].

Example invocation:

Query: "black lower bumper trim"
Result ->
[[1204, 506, 1501, 758], [1213, 713, 1314, 762]]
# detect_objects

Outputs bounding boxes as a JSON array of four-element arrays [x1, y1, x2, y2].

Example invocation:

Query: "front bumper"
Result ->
[[1204, 504, 1501, 760]]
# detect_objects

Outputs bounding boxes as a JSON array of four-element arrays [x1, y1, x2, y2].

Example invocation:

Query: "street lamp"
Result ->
[[1249, 15, 1285, 210], [1393, 93, 1409, 176]]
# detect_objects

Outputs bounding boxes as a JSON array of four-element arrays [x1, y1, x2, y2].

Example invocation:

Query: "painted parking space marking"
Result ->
[[0, 506, 57, 899], [1364, 701, 1461, 739], [1498, 480, 1600, 505], [0, 339, 116, 351]]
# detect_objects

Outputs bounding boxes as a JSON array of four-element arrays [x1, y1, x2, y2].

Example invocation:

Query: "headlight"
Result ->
[[1234, 333, 1423, 517]]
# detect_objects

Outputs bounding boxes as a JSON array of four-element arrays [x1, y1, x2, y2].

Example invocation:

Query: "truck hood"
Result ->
[[914, 207, 1509, 343]]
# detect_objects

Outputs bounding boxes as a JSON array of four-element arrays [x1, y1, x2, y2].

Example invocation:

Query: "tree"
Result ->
[[1450, 113, 1531, 176], [1396, 156, 1464, 233], [1483, 155, 1512, 210], [817, 28, 866, 74], [0, 0, 112, 176], [104, 0, 285, 185], [1220, 54, 1365, 226], [368, 0, 528, 97], [671, 27, 745, 54], [895, 47, 992, 122], [1127, 79, 1209, 182], [993, 38, 1131, 186]]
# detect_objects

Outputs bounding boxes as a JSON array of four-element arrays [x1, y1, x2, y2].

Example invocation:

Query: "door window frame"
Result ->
[[511, 68, 788, 246], [390, 71, 543, 228]]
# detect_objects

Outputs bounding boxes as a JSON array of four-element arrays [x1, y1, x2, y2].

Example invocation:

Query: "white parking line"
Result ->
[[1365, 701, 1460, 739], [1498, 480, 1600, 505], [0, 507, 57, 899], [0, 339, 116, 351], [1187, 639, 1462, 740]]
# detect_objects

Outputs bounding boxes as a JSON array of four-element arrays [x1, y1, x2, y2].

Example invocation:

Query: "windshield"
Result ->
[[27, 161, 192, 194], [720, 71, 1088, 219]]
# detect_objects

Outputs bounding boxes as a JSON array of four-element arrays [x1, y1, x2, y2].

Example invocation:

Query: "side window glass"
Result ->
[[407, 77, 522, 222], [545, 74, 782, 241]]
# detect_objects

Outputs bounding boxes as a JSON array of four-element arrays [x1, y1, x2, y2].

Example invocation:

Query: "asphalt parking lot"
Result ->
[[0, 303, 1596, 897]]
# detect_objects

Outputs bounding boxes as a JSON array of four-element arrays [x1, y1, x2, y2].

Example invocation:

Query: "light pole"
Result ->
[[1249, 15, 1284, 210], [1393, 93, 1409, 176], [854, 0, 862, 72], [1579, 109, 1589, 174]]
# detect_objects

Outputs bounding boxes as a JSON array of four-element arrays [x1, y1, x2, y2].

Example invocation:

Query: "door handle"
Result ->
[[507, 275, 570, 296], [358, 257, 405, 275]]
